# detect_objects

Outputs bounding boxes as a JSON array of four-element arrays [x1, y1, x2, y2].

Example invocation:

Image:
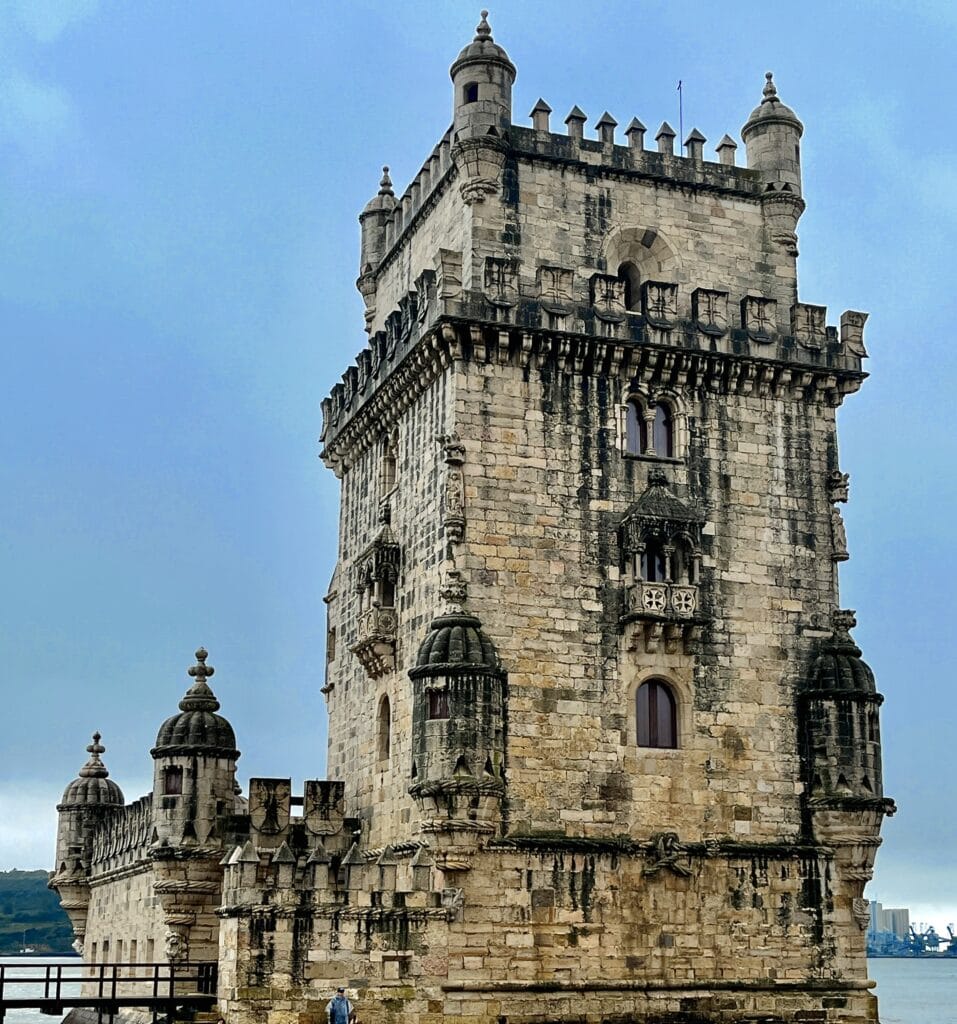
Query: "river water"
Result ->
[[1, 956, 954, 1023]]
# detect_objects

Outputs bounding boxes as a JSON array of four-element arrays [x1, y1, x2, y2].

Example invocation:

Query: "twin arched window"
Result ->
[[625, 401, 674, 458], [636, 679, 677, 749]]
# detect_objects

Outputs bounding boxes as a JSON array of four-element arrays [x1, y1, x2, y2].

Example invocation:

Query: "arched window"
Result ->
[[617, 261, 641, 311], [640, 538, 667, 582], [636, 679, 677, 748], [625, 401, 646, 454], [652, 404, 673, 457], [377, 696, 391, 761]]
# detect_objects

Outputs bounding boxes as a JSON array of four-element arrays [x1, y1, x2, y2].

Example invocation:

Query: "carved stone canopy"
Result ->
[[620, 470, 703, 552]]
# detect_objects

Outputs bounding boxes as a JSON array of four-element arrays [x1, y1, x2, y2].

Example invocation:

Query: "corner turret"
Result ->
[[742, 72, 805, 258], [357, 167, 396, 330], [51, 733, 124, 953], [409, 604, 506, 868], [449, 11, 515, 204], [801, 611, 895, 949], [150, 647, 240, 850]]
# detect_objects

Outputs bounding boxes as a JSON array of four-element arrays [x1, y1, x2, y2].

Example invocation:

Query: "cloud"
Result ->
[[0, 69, 78, 163], [8, 0, 99, 44], [0, 784, 61, 870]]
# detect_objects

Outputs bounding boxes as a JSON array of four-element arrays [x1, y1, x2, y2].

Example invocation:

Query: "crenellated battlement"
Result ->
[[90, 795, 154, 876], [320, 291, 868, 467]]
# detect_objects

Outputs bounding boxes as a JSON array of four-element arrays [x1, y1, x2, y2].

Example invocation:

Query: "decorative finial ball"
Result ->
[[195, 647, 208, 661], [481, 9, 488, 16], [382, 165, 389, 174]]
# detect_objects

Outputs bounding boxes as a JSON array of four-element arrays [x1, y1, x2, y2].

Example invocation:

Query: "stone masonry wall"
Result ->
[[455, 354, 837, 838], [325, 370, 454, 847]]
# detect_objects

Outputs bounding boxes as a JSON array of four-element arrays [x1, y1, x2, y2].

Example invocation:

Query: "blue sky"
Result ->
[[2, 1, 955, 930]]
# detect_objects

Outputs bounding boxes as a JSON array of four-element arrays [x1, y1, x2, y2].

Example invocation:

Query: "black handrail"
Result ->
[[0, 960, 218, 1018]]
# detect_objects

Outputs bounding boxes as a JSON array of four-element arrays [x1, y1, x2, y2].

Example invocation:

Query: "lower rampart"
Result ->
[[217, 838, 876, 1024]]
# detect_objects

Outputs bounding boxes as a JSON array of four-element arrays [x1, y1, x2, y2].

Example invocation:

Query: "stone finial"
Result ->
[[762, 71, 778, 103], [684, 128, 705, 162], [188, 647, 214, 683], [656, 121, 676, 155], [716, 134, 737, 166], [625, 117, 646, 150], [378, 166, 394, 197], [474, 9, 492, 41], [79, 732, 109, 778], [530, 98, 552, 132], [565, 105, 587, 141], [596, 111, 618, 145], [180, 646, 221, 713]]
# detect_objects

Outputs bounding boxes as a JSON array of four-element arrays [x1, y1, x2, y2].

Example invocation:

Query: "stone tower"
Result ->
[[52, 13, 894, 1024], [311, 12, 894, 1024]]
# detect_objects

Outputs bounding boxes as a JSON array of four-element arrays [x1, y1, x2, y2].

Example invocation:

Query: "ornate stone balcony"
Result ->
[[350, 605, 398, 678], [622, 582, 703, 654], [627, 581, 697, 617]]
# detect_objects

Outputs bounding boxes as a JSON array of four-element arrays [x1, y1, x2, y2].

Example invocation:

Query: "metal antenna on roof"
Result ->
[[677, 80, 684, 147]]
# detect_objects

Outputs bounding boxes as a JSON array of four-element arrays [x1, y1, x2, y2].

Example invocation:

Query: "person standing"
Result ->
[[326, 986, 355, 1024]]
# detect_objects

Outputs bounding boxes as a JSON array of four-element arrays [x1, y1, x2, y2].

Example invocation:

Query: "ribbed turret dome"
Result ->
[[450, 11, 515, 77], [742, 72, 803, 137], [151, 648, 239, 758], [411, 613, 501, 674], [808, 611, 876, 694], [60, 733, 124, 807]]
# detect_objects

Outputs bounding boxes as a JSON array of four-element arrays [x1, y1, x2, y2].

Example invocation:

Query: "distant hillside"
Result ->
[[0, 869, 75, 954]]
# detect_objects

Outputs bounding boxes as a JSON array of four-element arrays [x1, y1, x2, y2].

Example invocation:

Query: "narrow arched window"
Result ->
[[380, 434, 397, 494], [377, 696, 391, 761], [640, 539, 667, 582], [625, 401, 647, 455], [653, 404, 673, 457], [636, 679, 677, 749], [617, 261, 641, 311]]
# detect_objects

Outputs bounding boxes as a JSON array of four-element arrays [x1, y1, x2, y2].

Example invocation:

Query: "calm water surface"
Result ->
[[870, 957, 957, 1023], [2, 956, 955, 1023]]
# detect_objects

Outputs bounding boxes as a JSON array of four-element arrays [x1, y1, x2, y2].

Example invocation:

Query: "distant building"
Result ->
[[868, 901, 910, 940], [51, 12, 896, 1024]]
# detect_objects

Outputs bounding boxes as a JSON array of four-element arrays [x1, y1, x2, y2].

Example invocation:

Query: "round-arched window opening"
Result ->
[[652, 404, 673, 457], [625, 401, 647, 455], [636, 679, 677, 749], [640, 539, 667, 582], [617, 261, 641, 311]]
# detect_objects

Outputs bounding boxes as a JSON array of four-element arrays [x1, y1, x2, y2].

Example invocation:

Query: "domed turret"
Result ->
[[450, 10, 515, 137], [358, 166, 396, 279], [152, 647, 238, 758], [802, 611, 886, 803], [409, 610, 506, 829], [54, 733, 124, 875], [151, 648, 240, 849], [742, 72, 805, 258], [60, 733, 124, 809], [449, 11, 515, 204]]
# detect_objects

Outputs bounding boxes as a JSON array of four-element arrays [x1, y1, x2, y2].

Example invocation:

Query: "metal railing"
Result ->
[[0, 960, 217, 1022]]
